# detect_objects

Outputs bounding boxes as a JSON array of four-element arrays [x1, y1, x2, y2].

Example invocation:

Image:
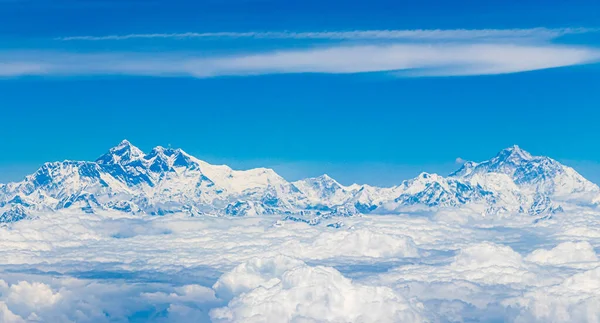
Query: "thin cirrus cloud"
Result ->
[[2, 28, 600, 78], [1, 43, 598, 78], [55, 27, 598, 41]]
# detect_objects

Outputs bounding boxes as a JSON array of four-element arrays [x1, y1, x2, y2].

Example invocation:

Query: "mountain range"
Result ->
[[1, 141, 598, 223]]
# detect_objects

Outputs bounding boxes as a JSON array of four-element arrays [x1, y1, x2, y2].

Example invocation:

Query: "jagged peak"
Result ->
[[318, 174, 334, 180], [449, 160, 479, 177], [3, 140, 600, 223], [113, 139, 143, 154], [147, 146, 168, 157], [143, 146, 203, 171], [117, 139, 132, 148], [147, 146, 187, 157], [312, 174, 338, 183], [296, 174, 345, 189], [493, 145, 533, 163], [450, 145, 537, 178], [415, 172, 446, 181], [97, 140, 145, 165]]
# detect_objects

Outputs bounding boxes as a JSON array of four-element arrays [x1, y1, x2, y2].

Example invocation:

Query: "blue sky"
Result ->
[[1, 0, 600, 185]]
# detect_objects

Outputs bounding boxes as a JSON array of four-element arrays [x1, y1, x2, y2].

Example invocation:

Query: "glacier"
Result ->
[[0, 142, 599, 322]]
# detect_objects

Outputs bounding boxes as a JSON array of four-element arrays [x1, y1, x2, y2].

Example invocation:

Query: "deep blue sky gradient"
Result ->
[[1, 0, 600, 185]]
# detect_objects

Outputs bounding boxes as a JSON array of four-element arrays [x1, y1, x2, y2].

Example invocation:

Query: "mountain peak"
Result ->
[[117, 139, 132, 147], [494, 145, 533, 163], [316, 174, 335, 181], [96, 140, 145, 165], [299, 174, 344, 188], [451, 145, 536, 179], [149, 145, 185, 156], [2, 141, 599, 223]]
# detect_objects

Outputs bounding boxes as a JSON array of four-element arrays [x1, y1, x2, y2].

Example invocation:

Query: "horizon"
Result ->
[[3, 139, 600, 187]]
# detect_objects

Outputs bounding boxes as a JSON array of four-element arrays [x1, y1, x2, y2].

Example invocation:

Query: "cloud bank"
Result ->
[[0, 208, 599, 322]]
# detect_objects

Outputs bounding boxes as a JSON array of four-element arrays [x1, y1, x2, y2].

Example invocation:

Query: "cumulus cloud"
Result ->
[[1, 43, 598, 79], [373, 242, 573, 322], [380, 242, 547, 287], [210, 256, 428, 323], [212, 256, 305, 301], [0, 210, 599, 322], [506, 268, 600, 323], [0, 302, 25, 323], [525, 241, 599, 266], [4, 281, 62, 312], [452, 242, 524, 270], [0, 277, 219, 323]]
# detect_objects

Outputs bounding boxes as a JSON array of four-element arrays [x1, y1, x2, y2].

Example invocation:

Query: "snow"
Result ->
[[1, 142, 600, 322], [2, 141, 599, 220]]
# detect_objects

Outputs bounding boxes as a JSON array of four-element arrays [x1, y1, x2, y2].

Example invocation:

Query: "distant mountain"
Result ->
[[450, 145, 598, 214], [1, 141, 598, 223]]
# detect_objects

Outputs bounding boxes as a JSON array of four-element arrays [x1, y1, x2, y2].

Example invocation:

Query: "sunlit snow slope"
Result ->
[[1, 141, 598, 222]]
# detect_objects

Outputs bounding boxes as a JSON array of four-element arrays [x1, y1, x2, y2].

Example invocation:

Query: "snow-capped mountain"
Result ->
[[449, 145, 599, 214], [0, 142, 598, 222], [0, 140, 310, 220], [451, 145, 599, 199], [292, 145, 599, 216]]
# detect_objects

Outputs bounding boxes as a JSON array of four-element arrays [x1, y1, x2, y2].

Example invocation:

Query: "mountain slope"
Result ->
[[1, 142, 598, 222], [451, 145, 599, 209]]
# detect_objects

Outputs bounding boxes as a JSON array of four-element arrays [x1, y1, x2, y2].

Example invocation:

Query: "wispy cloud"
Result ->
[[56, 28, 598, 42], [0, 62, 48, 76], [1, 43, 598, 78]]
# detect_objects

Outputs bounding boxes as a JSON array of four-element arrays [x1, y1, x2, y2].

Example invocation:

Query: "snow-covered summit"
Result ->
[[0, 142, 598, 222], [451, 145, 599, 201], [96, 139, 145, 165], [293, 174, 357, 206]]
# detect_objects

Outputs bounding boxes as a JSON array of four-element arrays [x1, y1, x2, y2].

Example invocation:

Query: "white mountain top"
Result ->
[[293, 174, 359, 206], [0, 141, 598, 222], [451, 145, 600, 201]]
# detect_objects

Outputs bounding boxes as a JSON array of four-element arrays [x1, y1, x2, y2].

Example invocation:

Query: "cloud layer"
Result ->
[[0, 207, 599, 322]]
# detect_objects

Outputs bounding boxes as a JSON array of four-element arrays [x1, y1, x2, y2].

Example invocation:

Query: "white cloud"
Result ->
[[525, 241, 599, 266], [281, 228, 420, 260], [506, 268, 600, 323], [451, 242, 524, 270], [56, 28, 597, 41], [378, 242, 548, 288], [0, 210, 599, 322], [0, 62, 49, 77], [0, 302, 25, 323], [210, 257, 428, 323], [0, 276, 219, 323], [212, 256, 306, 301], [1, 43, 598, 79], [5, 281, 62, 310]]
